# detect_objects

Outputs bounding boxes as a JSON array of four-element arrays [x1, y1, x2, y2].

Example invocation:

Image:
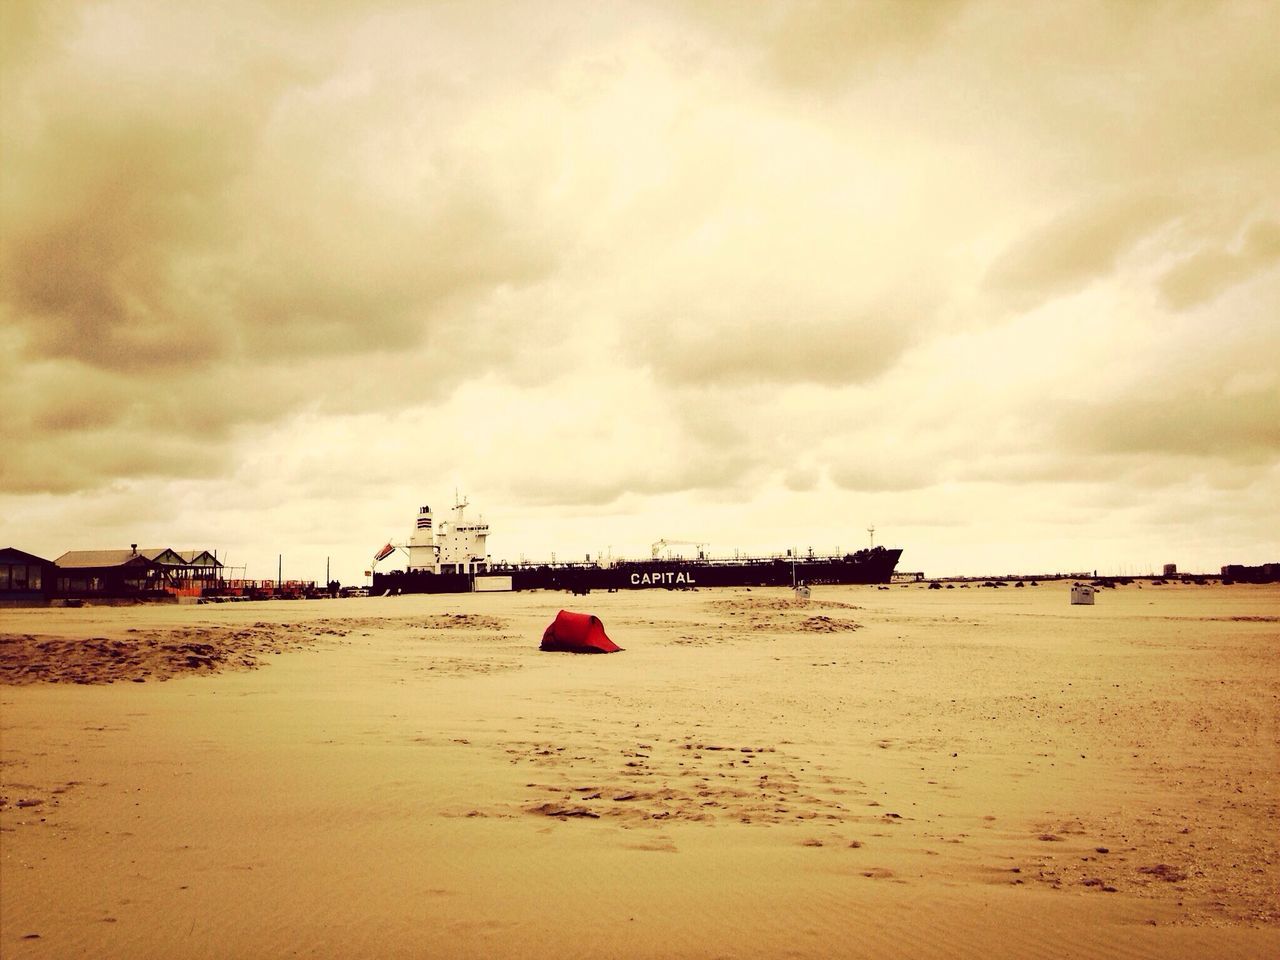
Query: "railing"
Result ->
[[202, 579, 319, 599]]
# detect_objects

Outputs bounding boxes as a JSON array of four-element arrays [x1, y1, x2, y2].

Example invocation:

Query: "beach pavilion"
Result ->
[[53, 546, 224, 599]]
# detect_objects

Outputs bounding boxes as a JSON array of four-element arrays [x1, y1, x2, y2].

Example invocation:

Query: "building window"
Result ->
[[29, 566, 42, 591], [0, 565, 10, 590]]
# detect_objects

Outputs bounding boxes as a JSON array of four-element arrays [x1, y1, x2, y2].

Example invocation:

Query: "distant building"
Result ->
[[0, 547, 56, 604], [1220, 563, 1280, 584], [1162, 563, 1178, 577]]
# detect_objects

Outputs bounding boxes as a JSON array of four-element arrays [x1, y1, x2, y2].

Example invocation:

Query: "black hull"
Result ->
[[374, 547, 902, 595]]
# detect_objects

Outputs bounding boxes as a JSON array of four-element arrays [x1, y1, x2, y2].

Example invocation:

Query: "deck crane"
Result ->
[[651, 538, 708, 560]]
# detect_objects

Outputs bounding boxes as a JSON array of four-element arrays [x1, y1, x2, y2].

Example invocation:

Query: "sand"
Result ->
[[1, 582, 1277, 959]]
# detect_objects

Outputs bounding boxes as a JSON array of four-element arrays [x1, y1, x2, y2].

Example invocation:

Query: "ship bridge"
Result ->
[[416, 496, 490, 575]]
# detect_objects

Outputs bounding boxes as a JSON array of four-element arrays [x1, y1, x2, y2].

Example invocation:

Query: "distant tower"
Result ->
[[867, 525, 876, 549], [408, 505, 439, 572]]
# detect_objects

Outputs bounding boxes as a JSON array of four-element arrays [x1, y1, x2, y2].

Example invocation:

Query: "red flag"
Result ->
[[374, 542, 395, 561]]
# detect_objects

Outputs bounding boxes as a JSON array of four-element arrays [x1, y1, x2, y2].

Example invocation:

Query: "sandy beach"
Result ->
[[2, 582, 1277, 959]]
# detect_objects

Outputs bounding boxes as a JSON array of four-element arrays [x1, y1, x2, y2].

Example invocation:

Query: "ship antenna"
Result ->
[[867, 525, 875, 549]]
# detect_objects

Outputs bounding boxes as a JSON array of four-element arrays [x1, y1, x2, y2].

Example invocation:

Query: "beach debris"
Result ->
[[796, 616, 861, 633], [1137, 863, 1188, 883], [528, 802, 600, 819], [861, 867, 895, 880]]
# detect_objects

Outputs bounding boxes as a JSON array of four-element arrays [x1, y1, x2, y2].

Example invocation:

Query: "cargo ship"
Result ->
[[370, 499, 901, 595]]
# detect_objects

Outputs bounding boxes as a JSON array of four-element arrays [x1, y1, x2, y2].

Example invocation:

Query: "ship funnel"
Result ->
[[406, 505, 439, 572], [413, 505, 433, 538]]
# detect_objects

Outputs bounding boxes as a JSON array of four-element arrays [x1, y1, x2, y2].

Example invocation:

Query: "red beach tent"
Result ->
[[540, 610, 621, 654]]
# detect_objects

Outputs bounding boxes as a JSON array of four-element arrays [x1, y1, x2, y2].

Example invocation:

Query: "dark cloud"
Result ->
[[633, 286, 925, 388], [3, 112, 248, 371], [829, 461, 936, 494], [0, 337, 562, 494], [0, 351, 299, 493], [232, 187, 555, 357], [1007, 314, 1280, 481], [507, 449, 760, 509], [767, 0, 968, 88], [2, 43, 554, 366], [941, 321, 1280, 487], [983, 194, 1175, 308], [641, 317, 911, 387], [0, 420, 226, 495], [674, 0, 969, 89], [783, 466, 819, 492], [1159, 219, 1280, 311], [1058, 388, 1280, 461], [0, 1, 75, 77], [0, 2, 563, 494]]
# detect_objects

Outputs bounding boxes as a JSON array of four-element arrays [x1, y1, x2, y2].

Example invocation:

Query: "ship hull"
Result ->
[[373, 547, 902, 595]]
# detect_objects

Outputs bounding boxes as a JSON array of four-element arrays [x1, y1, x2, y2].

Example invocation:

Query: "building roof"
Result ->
[[0, 547, 55, 566], [176, 550, 222, 566], [55, 550, 154, 569], [54, 547, 223, 569], [139, 548, 187, 565]]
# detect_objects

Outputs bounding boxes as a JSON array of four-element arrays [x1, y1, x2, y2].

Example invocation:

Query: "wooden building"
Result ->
[[54, 546, 224, 599], [0, 547, 57, 604]]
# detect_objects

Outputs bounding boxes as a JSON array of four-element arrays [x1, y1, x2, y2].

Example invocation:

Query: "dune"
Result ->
[[1, 582, 1276, 958]]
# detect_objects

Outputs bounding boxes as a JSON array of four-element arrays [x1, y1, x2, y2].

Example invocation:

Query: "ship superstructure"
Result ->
[[400, 498, 490, 575]]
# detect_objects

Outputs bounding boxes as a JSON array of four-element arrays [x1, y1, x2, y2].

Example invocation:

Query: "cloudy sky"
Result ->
[[2, 0, 1277, 583]]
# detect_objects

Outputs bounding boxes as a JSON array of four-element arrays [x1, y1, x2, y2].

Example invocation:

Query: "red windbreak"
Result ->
[[540, 610, 621, 654]]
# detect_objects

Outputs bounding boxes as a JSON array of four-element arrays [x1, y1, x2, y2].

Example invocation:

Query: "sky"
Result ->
[[2, 0, 1278, 583]]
